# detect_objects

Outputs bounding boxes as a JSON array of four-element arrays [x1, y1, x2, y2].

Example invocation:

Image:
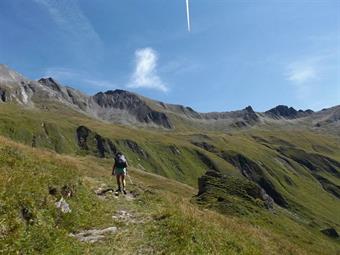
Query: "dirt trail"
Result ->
[[70, 184, 149, 243]]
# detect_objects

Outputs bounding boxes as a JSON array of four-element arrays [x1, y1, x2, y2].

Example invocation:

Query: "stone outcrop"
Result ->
[[220, 151, 288, 207], [197, 169, 274, 210], [265, 105, 313, 119], [76, 125, 117, 158]]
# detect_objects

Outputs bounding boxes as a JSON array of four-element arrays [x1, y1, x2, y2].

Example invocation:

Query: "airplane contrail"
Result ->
[[186, 0, 191, 32]]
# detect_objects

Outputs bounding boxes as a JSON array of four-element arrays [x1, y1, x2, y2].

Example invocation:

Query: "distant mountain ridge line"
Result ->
[[0, 64, 321, 114], [0, 64, 339, 131]]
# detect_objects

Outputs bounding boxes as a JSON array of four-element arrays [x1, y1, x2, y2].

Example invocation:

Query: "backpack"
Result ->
[[115, 154, 127, 168]]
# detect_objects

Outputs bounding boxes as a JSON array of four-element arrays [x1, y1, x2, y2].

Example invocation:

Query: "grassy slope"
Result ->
[[0, 103, 339, 217], [0, 103, 234, 187], [0, 103, 340, 254], [192, 129, 340, 230], [1, 136, 339, 255]]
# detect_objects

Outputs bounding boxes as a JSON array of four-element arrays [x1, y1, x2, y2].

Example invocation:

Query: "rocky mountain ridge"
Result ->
[[0, 64, 339, 132], [265, 105, 314, 119]]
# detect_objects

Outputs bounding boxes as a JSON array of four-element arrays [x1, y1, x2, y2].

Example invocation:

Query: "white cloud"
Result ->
[[34, 0, 101, 47], [286, 63, 316, 84], [127, 48, 168, 92], [285, 52, 339, 100], [285, 52, 337, 85], [285, 59, 319, 99]]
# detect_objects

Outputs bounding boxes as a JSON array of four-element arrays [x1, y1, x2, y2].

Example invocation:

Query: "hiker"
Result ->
[[112, 152, 128, 194]]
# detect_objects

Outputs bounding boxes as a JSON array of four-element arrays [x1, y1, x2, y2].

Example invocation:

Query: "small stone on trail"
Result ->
[[55, 198, 71, 213]]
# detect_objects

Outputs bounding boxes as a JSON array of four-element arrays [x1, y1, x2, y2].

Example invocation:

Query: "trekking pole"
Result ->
[[127, 174, 133, 185]]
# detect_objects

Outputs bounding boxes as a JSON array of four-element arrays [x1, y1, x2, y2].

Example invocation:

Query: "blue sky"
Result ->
[[0, 0, 339, 112]]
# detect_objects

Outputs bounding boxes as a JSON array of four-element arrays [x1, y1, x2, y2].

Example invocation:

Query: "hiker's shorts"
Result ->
[[114, 167, 126, 176]]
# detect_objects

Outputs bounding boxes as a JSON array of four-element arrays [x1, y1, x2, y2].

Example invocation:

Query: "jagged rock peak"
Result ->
[[243, 106, 255, 113], [93, 89, 142, 107], [108, 89, 128, 94], [242, 105, 258, 123], [92, 89, 172, 129], [38, 77, 57, 84], [299, 109, 314, 114], [96, 89, 134, 96], [266, 105, 314, 119], [266, 105, 298, 118], [38, 77, 62, 92]]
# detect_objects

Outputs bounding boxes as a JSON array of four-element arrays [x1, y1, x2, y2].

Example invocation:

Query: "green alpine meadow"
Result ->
[[1, 1, 340, 254], [0, 64, 339, 254]]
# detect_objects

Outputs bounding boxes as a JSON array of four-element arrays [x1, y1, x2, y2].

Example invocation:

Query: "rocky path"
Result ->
[[69, 184, 149, 244]]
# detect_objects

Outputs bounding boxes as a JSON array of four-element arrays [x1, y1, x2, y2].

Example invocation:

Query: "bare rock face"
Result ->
[[0, 88, 7, 102], [242, 106, 259, 123], [37, 78, 90, 110], [93, 90, 172, 129], [265, 105, 313, 119], [76, 125, 117, 158], [2, 67, 172, 128], [38, 78, 62, 92], [0, 65, 35, 104], [1, 66, 172, 129], [266, 105, 298, 119]]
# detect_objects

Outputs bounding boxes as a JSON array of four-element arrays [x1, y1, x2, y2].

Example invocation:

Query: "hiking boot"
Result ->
[[123, 190, 127, 195], [115, 188, 121, 193]]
